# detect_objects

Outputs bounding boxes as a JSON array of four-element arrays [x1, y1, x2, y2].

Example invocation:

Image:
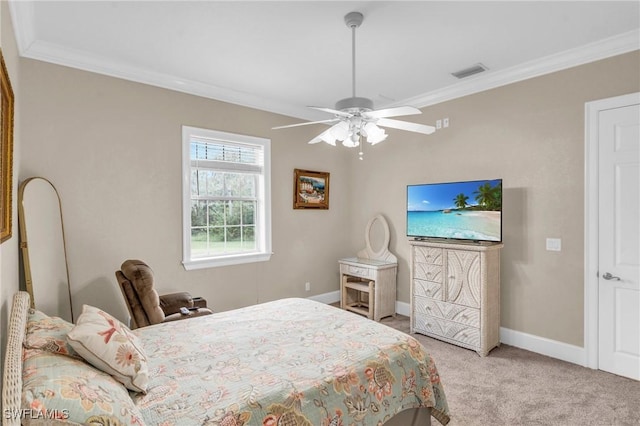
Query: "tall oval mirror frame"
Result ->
[[18, 177, 73, 322], [358, 214, 397, 262]]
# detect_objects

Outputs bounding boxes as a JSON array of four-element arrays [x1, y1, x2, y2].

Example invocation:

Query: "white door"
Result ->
[[597, 102, 640, 380]]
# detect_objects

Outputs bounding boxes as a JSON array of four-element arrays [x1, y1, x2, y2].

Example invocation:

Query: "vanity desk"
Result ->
[[339, 214, 398, 321], [339, 257, 397, 321]]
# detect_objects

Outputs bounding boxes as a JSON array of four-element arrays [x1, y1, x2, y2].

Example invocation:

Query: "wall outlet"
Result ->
[[443, 117, 449, 128], [546, 238, 562, 252], [436, 119, 442, 129], [305, 282, 311, 291]]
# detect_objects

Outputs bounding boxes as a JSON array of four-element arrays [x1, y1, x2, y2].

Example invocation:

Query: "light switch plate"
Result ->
[[546, 238, 562, 251]]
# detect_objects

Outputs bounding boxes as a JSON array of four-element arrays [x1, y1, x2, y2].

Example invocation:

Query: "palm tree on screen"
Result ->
[[453, 193, 469, 209], [474, 182, 496, 209]]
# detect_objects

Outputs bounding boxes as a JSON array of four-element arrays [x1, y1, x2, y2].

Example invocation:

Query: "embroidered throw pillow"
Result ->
[[67, 304, 149, 393], [23, 349, 147, 425], [24, 310, 80, 358]]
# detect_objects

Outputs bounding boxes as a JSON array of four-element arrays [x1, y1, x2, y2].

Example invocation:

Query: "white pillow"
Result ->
[[67, 304, 149, 393]]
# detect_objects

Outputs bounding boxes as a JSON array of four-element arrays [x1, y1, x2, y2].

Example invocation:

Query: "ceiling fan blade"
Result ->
[[308, 122, 346, 145], [308, 106, 353, 118], [272, 119, 338, 130], [376, 118, 436, 135], [308, 131, 335, 145], [363, 106, 422, 119]]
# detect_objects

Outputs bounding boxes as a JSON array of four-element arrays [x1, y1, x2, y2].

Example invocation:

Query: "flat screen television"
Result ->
[[406, 178, 502, 242]]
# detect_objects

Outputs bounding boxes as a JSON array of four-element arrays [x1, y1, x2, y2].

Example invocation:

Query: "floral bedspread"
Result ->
[[133, 298, 450, 425]]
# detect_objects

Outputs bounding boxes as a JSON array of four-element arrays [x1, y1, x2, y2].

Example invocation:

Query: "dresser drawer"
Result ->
[[340, 264, 372, 279], [413, 313, 445, 336], [414, 246, 443, 265], [414, 314, 480, 348], [414, 262, 443, 283], [413, 279, 442, 300], [414, 297, 480, 328]]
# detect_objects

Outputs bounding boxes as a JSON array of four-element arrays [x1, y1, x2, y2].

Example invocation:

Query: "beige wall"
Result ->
[[19, 59, 356, 324], [8, 36, 640, 350], [347, 51, 640, 346], [0, 0, 22, 408]]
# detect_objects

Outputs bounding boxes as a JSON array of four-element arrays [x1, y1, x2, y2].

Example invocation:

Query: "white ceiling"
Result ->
[[9, 1, 640, 121]]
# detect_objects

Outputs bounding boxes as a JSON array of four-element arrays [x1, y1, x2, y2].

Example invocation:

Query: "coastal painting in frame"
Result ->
[[293, 169, 329, 210], [0, 49, 14, 243]]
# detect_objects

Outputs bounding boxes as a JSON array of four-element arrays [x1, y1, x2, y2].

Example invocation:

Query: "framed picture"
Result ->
[[0, 49, 14, 243], [293, 169, 329, 210]]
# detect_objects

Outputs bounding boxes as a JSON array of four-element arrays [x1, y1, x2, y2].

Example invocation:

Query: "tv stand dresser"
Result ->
[[409, 239, 503, 356]]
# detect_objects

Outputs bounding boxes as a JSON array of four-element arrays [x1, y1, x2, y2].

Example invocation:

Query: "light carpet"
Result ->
[[378, 314, 640, 426]]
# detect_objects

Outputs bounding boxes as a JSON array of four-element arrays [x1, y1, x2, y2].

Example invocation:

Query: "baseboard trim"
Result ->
[[396, 300, 411, 317], [307, 290, 340, 305], [311, 291, 586, 367], [499, 327, 586, 366]]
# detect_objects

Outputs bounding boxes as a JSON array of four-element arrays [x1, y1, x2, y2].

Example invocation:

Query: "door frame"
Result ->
[[584, 92, 640, 369]]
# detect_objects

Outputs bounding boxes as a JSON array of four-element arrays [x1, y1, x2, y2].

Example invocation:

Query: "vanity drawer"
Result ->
[[340, 264, 372, 279]]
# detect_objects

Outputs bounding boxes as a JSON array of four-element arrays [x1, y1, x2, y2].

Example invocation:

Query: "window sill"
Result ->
[[183, 252, 272, 270]]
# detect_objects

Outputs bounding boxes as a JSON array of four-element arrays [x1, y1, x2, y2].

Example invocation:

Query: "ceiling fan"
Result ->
[[273, 11, 435, 159]]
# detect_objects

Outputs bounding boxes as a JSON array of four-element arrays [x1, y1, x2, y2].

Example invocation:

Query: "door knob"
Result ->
[[602, 272, 621, 281]]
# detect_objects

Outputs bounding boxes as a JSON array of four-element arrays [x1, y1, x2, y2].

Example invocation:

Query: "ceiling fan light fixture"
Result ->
[[364, 122, 387, 145], [273, 10, 436, 157], [343, 131, 360, 148], [318, 128, 337, 146], [329, 121, 350, 140]]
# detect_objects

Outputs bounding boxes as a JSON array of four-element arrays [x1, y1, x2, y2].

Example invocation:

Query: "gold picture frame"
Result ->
[[0, 49, 14, 243], [293, 169, 330, 210]]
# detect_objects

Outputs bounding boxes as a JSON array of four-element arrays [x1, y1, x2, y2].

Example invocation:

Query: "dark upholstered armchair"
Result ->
[[115, 259, 213, 329]]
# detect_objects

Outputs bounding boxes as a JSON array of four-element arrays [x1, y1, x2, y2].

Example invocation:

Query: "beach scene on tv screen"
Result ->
[[407, 179, 502, 241]]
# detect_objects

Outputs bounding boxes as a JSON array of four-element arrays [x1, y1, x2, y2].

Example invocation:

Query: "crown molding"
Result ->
[[9, 0, 639, 120], [8, 0, 36, 54], [22, 39, 311, 120], [400, 29, 640, 109]]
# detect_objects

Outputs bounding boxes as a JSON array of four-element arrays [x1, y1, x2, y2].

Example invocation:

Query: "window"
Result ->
[[182, 126, 271, 269]]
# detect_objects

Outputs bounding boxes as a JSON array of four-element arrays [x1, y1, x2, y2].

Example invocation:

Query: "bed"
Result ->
[[3, 291, 450, 425]]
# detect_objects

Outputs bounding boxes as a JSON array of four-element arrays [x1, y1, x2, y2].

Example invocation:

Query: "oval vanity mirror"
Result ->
[[358, 214, 397, 262], [366, 216, 389, 257], [18, 177, 73, 322]]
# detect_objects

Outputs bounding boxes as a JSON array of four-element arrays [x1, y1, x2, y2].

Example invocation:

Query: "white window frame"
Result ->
[[182, 126, 271, 270]]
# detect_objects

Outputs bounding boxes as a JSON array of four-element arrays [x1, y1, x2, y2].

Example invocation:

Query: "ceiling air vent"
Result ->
[[451, 63, 488, 79]]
